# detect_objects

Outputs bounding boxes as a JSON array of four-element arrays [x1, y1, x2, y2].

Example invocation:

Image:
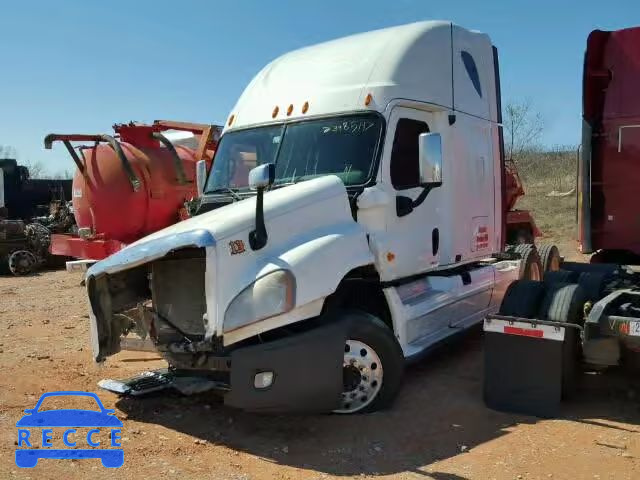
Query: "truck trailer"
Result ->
[[484, 25, 640, 418], [84, 21, 552, 414]]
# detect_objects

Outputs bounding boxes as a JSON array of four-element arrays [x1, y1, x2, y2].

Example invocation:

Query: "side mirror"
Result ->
[[248, 163, 275, 189], [418, 133, 443, 185], [248, 163, 275, 250], [195, 159, 207, 197]]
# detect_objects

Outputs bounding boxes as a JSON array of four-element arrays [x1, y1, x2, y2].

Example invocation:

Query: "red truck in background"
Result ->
[[484, 25, 640, 418], [505, 159, 541, 245], [579, 26, 640, 264], [45, 120, 221, 266]]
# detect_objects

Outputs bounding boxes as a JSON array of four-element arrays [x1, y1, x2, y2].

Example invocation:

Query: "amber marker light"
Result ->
[[364, 93, 373, 106]]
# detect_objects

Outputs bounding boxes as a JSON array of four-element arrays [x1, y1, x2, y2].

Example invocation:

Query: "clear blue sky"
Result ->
[[1, 0, 638, 175]]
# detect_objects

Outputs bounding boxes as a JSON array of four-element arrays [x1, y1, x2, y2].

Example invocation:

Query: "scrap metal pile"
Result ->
[[0, 157, 75, 275], [0, 200, 75, 275]]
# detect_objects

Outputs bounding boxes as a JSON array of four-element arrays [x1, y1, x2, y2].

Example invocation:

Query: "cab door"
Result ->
[[379, 107, 444, 280]]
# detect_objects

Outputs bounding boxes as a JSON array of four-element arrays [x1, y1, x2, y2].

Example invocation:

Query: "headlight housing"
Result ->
[[224, 270, 296, 332]]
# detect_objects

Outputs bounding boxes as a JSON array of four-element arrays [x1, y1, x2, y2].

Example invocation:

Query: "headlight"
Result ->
[[224, 270, 296, 332]]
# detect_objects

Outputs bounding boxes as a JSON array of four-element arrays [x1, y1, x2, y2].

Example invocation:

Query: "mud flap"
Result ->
[[225, 321, 348, 413], [483, 317, 578, 418]]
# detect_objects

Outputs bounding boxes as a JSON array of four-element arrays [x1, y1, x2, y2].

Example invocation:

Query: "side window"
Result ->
[[390, 118, 429, 190], [461, 51, 482, 97]]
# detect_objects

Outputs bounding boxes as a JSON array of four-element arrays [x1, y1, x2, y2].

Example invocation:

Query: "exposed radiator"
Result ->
[[151, 256, 207, 336]]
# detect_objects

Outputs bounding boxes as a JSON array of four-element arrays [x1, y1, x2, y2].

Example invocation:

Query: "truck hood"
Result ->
[[86, 174, 376, 361], [87, 175, 351, 277]]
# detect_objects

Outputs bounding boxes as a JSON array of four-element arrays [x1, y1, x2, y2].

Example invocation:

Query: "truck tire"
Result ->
[[538, 283, 586, 399], [515, 244, 542, 281], [538, 283, 587, 325], [513, 243, 533, 256], [333, 311, 404, 414], [543, 270, 578, 286], [8, 250, 38, 276], [498, 280, 545, 318], [577, 272, 606, 301], [538, 244, 561, 275]]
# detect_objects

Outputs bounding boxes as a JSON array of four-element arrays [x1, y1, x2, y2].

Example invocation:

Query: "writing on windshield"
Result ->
[[321, 119, 376, 135]]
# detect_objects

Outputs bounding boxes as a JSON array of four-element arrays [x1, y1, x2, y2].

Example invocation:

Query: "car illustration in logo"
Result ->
[[15, 391, 123, 468]]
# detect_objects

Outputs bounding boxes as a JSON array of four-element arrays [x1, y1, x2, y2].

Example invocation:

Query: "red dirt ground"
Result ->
[[1, 270, 639, 479]]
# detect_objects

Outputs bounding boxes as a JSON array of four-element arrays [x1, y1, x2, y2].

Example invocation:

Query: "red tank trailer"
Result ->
[[579, 26, 640, 263], [45, 120, 221, 261], [504, 159, 542, 245]]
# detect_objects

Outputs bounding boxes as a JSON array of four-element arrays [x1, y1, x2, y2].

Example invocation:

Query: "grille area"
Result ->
[[151, 253, 207, 336]]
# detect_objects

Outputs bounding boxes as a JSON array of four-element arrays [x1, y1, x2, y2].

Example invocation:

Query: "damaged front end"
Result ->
[[86, 229, 223, 371], [85, 229, 347, 411]]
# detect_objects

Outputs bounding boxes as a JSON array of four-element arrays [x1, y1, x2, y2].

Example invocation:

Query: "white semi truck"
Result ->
[[86, 21, 550, 413]]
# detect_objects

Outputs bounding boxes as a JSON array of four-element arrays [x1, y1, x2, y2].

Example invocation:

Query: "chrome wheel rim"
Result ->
[[334, 340, 383, 414]]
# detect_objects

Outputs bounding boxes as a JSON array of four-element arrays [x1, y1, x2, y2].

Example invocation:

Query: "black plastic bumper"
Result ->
[[224, 321, 348, 413]]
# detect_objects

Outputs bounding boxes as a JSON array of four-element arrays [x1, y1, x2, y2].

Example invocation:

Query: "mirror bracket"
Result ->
[[396, 184, 439, 217], [249, 187, 268, 250], [248, 164, 275, 250], [396, 196, 414, 217]]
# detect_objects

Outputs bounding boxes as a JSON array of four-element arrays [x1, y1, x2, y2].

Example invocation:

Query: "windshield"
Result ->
[[204, 114, 382, 193]]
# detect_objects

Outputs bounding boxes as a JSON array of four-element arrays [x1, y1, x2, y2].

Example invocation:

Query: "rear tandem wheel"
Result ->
[[514, 244, 543, 281]]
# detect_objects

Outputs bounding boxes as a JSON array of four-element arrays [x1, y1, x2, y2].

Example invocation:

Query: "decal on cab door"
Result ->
[[474, 226, 489, 250]]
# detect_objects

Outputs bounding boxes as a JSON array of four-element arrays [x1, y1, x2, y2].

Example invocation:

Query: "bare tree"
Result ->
[[0, 146, 56, 178], [0, 144, 17, 158], [52, 169, 73, 180], [24, 161, 47, 179], [504, 99, 544, 162]]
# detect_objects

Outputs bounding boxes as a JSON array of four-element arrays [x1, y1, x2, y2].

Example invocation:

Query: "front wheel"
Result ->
[[333, 311, 404, 414]]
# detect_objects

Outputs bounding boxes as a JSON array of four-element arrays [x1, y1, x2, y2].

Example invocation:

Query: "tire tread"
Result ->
[[538, 282, 587, 324], [498, 280, 545, 318]]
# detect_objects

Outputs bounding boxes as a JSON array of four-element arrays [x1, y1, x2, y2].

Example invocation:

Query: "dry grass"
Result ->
[[513, 148, 586, 261]]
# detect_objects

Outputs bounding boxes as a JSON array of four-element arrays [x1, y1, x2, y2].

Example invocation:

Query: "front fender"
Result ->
[[279, 228, 374, 306], [221, 223, 374, 345]]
